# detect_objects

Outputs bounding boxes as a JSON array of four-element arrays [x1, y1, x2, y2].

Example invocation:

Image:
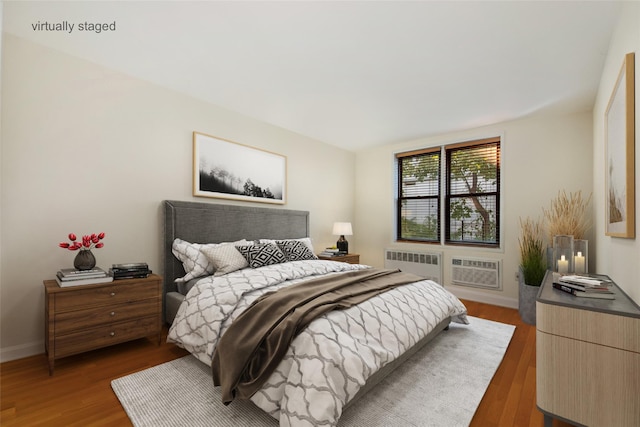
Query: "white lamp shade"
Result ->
[[332, 222, 353, 236]]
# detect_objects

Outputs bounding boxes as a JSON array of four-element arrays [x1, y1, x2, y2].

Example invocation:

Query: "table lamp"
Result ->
[[332, 222, 352, 254]]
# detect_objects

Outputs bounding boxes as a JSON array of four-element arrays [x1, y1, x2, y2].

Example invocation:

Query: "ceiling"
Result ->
[[4, 1, 622, 151]]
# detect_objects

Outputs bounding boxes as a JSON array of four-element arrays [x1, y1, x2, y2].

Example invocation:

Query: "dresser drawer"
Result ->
[[54, 299, 159, 334], [537, 303, 640, 353], [55, 316, 159, 358], [54, 281, 160, 311]]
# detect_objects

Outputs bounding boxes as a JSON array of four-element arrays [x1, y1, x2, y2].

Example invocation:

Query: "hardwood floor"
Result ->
[[1, 300, 571, 426]]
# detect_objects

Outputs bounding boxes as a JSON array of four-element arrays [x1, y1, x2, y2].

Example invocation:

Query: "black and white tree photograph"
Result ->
[[193, 132, 286, 204]]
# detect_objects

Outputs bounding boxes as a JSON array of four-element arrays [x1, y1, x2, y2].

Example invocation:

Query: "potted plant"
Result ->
[[543, 190, 592, 242], [543, 190, 592, 273], [518, 217, 546, 325]]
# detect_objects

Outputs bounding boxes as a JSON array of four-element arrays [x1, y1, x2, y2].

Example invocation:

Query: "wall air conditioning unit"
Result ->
[[384, 249, 442, 284], [450, 257, 501, 290]]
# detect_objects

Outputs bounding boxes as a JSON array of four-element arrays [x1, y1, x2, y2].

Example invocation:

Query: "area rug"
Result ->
[[112, 316, 515, 427]]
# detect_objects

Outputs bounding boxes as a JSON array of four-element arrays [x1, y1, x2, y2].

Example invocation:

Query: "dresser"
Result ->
[[536, 271, 640, 426], [44, 274, 162, 375]]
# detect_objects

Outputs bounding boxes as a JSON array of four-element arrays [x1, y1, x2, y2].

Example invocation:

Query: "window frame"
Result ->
[[395, 136, 501, 249], [396, 148, 441, 243]]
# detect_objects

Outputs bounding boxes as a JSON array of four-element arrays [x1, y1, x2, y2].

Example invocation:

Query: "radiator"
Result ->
[[383, 249, 442, 284], [450, 257, 501, 290]]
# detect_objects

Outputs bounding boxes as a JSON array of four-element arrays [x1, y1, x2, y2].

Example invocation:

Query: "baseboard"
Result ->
[[446, 286, 518, 309], [1, 341, 43, 363]]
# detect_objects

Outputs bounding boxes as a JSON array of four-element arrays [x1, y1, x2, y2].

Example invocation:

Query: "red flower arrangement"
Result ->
[[59, 232, 105, 251]]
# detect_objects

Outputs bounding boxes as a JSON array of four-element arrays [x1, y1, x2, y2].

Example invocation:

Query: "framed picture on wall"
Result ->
[[605, 52, 635, 238], [193, 132, 287, 205]]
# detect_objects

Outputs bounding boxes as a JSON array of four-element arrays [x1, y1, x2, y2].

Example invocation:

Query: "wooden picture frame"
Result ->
[[193, 132, 286, 204], [605, 52, 635, 238]]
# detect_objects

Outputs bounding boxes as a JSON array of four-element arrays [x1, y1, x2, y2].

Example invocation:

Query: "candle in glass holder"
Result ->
[[574, 251, 586, 274], [558, 255, 569, 274], [553, 235, 574, 274], [574, 240, 588, 274]]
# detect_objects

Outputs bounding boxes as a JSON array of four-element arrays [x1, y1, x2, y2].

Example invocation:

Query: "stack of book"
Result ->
[[319, 248, 346, 257], [110, 263, 152, 280], [56, 267, 113, 287], [553, 275, 615, 300]]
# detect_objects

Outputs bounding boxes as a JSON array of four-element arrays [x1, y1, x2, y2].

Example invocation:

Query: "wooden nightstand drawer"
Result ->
[[54, 281, 159, 311], [318, 253, 360, 264], [55, 316, 159, 358], [55, 299, 159, 334]]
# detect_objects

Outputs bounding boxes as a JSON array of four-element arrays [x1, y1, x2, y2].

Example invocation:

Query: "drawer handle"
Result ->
[[110, 332, 115, 337], [110, 311, 116, 317], [110, 292, 116, 297]]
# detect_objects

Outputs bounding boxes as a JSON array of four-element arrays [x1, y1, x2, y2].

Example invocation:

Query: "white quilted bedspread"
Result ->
[[167, 260, 468, 426]]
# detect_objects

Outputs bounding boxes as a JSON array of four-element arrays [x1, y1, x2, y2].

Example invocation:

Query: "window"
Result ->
[[396, 148, 441, 242], [396, 137, 501, 247]]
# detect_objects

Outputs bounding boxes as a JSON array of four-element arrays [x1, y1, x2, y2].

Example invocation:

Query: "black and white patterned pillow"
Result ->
[[276, 240, 318, 261], [236, 243, 287, 268], [260, 237, 314, 252]]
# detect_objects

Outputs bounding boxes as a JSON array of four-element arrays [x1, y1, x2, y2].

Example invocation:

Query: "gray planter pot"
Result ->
[[518, 273, 539, 325]]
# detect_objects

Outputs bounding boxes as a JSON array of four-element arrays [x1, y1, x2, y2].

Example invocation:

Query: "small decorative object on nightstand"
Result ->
[[110, 262, 152, 280], [44, 273, 162, 375], [59, 232, 106, 271], [332, 222, 352, 253]]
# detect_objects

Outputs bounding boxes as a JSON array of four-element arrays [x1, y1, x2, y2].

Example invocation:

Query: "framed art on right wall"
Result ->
[[605, 52, 635, 238]]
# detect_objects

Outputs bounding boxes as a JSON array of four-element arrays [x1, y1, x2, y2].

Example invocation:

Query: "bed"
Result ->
[[162, 200, 468, 426]]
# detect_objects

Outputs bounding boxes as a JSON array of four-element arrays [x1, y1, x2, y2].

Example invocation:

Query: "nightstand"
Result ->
[[44, 273, 162, 375], [317, 253, 360, 264]]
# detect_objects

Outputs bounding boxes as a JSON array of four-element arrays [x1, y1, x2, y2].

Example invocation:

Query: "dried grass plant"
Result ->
[[518, 217, 546, 286], [543, 190, 592, 241]]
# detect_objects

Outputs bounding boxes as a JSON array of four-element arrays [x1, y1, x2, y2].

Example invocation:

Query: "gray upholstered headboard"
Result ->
[[163, 200, 310, 318]]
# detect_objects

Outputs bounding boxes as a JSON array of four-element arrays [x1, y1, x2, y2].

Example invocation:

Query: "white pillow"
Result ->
[[171, 238, 247, 282], [201, 242, 252, 276]]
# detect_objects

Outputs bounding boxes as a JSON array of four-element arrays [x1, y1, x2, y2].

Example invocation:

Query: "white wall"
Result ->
[[0, 34, 356, 361], [355, 112, 594, 307], [593, 1, 640, 303]]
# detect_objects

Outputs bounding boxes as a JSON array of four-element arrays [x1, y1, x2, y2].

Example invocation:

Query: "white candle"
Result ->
[[558, 255, 569, 274], [574, 251, 585, 274]]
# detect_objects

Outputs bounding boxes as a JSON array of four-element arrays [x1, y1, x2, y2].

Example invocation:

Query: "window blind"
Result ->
[[445, 139, 500, 245]]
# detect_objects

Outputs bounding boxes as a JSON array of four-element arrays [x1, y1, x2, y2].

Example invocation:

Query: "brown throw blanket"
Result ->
[[211, 268, 423, 404]]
